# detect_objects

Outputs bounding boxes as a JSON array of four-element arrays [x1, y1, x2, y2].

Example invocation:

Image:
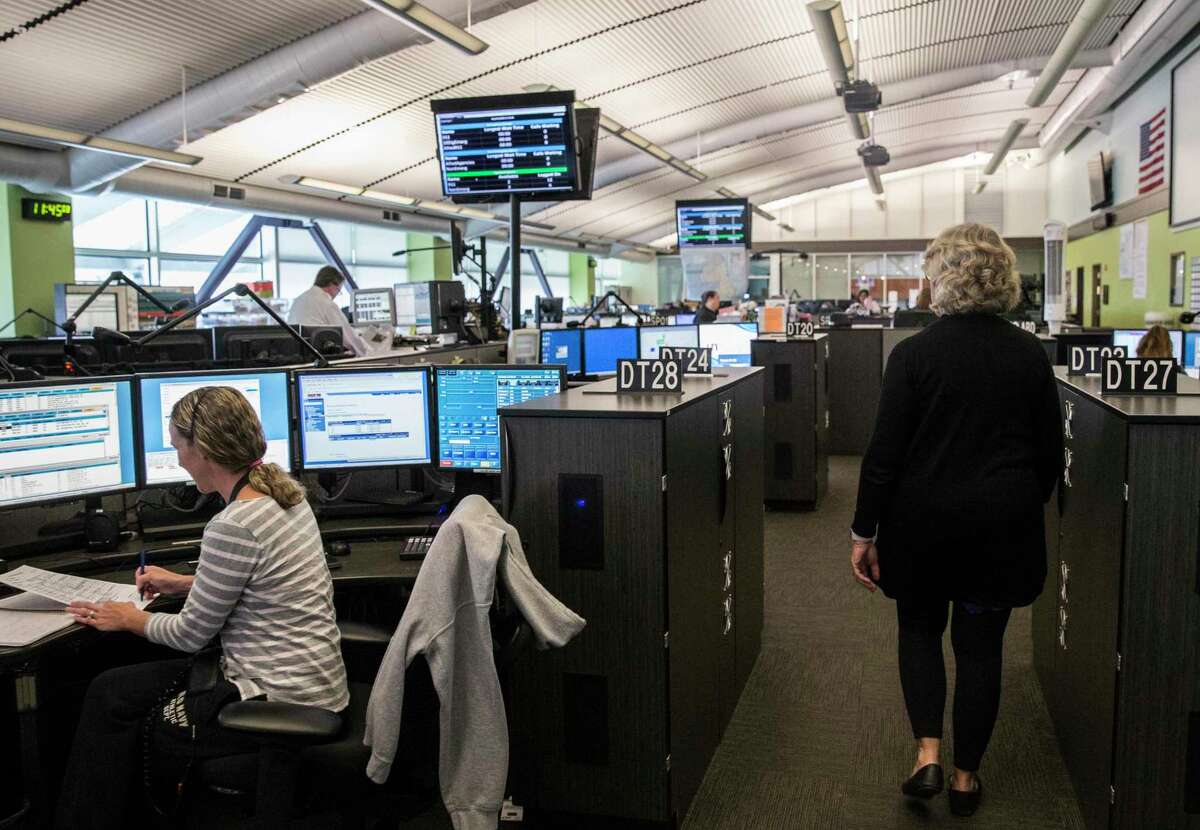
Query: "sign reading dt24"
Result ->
[[658, 346, 712, 376]]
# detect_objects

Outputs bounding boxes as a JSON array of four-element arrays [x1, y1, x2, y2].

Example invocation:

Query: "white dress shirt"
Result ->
[[287, 285, 368, 356]]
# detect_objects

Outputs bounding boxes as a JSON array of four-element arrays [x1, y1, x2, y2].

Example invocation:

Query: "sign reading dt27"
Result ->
[[617, 359, 683, 393], [658, 346, 712, 375], [1068, 344, 1126, 376], [1101, 358, 1177, 395]]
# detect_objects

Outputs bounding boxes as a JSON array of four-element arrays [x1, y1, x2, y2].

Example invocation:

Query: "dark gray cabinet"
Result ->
[[502, 369, 765, 826], [752, 336, 829, 508], [1035, 369, 1200, 829], [824, 328, 882, 454]]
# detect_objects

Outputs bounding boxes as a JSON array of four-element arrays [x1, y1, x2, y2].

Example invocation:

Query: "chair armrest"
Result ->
[[338, 619, 392, 649], [217, 700, 343, 745]]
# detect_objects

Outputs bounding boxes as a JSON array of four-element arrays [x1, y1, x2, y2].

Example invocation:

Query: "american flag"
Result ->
[[1138, 107, 1167, 194]]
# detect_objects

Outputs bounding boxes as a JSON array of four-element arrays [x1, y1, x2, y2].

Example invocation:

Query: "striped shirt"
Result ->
[[144, 497, 349, 712]]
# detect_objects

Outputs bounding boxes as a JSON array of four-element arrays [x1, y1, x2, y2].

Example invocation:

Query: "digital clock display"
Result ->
[[21, 198, 72, 223]]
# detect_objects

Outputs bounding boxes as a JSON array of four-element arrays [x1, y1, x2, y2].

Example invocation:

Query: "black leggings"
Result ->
[[896, 599, 1012, 772]]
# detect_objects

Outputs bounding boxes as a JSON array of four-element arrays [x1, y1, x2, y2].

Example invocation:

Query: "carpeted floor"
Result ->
[[680, 455, 1083, 830]]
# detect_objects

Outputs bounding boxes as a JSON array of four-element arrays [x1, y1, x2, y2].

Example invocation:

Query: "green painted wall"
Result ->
[[0, 185, 75, 336], [1067, 210, 1200, 328], [568, 253, 594, 305], [405, 232, 451, 281]]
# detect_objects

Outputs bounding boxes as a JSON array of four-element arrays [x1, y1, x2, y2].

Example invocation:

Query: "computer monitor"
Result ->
[[294, 367, 432, 472], [212, 326, 308, 364], [66, 291, 120, 334], [639, 325, 699, 360], [0, 376, 139, 508], [351, 288, 396, 326], [1113, 328, 1183, 359], [395, 282, 434, 332], [107, 329, 215, 365], [698, 322, 756, 368], [583, 326, 638, 375], [539, 328, 582, 375], [675, 198, 751, 248], [673, 312, 697, 326], [435, 365, 565, 472], [430, 91, 580, 204], [1185, 331, 1200, 370], [137, 369, 292, 486]]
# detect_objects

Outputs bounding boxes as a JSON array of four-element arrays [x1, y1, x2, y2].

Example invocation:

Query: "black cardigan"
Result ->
[[851, 313, 1064, 606]]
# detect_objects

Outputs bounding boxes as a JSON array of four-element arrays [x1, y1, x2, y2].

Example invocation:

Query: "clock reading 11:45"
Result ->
[[21, 198, 72, 223]]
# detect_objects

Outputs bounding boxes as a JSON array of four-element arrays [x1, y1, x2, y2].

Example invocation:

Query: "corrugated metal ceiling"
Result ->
[[0, 0, 1146, 243]]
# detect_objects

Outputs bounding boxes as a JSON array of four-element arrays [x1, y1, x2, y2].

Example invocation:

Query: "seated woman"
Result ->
[[1136, 324, 1174, 358], [56, 386, 348, 828]]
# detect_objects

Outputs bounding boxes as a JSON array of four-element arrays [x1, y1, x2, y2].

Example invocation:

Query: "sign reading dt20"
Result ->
[[21, 198, 72, 223]]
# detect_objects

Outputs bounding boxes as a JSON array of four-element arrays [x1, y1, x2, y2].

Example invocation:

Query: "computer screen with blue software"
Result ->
[[639, 325, 699, 360], [1113, 328, 1183, 359], [436, 366, 564, 471], [583, 327, 638, 374], [138, 370, 292, 486], [0, 378, 138, 508], [1185, 331, 1200, 370], [699, 322, 756, 367], [296, 368, 432, 471], [540, 328, 582, 375]]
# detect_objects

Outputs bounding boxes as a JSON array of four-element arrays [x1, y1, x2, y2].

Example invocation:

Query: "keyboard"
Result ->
[[399, 536, 434, 559]]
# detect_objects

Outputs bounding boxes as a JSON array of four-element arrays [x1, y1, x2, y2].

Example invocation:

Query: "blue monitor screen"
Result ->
[[0, 378, 138, 508], [674, 312, 697, 325], [138, 370, 292, 486], [436, 367, 563, 471], [698, 322, 757, 367], [1186, 332, 1200, 369], [639, 325, 699, 360], [540, 328, 582, 375], [583, 327, 638, 374], [297, 368, 431, 470], [1113, 328, 1183, 359]]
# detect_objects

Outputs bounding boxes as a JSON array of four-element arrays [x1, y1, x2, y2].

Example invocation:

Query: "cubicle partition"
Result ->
[[752, 336, 829, 508], [1034, 369, 1200, 829]]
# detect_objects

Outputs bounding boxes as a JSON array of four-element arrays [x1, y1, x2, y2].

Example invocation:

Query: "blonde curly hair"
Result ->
[[923, 223, 1020, 316]]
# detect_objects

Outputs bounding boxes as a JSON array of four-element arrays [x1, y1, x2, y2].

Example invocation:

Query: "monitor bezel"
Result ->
[[0, 373, 143, 511], [291, 364, 435, 474], [135, 366, 296, 487], [430, 90, 581, 204], [538, 327, 583, 377], [433, 363, 568, 475], [675, 197, 752, 249]]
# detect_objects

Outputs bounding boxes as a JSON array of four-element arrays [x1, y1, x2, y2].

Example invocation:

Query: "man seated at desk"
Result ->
[[696, 290, 721, 323], [288, 264, 369, 356], [57, 386, 348, 828]]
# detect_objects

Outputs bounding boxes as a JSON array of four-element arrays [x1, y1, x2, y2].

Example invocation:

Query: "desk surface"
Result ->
[[0, 536, 420, 667], [1056, 367, 1200, 423], [501, 366, 762, 419]]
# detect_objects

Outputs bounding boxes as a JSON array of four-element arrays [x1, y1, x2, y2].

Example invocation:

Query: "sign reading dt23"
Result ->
[[21, 198, 72, 223]]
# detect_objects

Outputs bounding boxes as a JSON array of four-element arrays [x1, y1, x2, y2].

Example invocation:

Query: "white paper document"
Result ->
[[0, 565, 147, 609]]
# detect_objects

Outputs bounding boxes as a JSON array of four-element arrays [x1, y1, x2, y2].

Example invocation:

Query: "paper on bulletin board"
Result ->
[[1191, 257, 1200, 314], [1132, 219, 1149, 299], [1119, 224, 1134, 280]]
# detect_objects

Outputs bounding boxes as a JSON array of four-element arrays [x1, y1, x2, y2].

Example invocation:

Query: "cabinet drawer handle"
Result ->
[[722, 552, 732, 591]]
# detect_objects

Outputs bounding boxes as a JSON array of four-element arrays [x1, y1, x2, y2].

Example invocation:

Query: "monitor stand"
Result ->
[[452, 470, 501, 507]]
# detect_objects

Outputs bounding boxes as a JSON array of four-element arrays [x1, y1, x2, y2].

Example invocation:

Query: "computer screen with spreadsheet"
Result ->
[[435, 366, 565, 472], [295, 367, 432, 471], [0, 377, 138, 508], [137, 370, 292, 485]]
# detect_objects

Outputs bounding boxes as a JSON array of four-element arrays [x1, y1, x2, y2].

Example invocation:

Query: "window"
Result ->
[[781, 255, 813, 298], [814, 255, 849, 300], [75, 255, 150, 285], [159, 260, 263, 293], [156, 201, 263, 257], [73, 193, 149, 252], [850, 254, 885, 299]]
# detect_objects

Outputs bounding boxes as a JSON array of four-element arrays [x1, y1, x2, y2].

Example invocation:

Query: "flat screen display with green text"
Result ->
[[676, 198, 751, 248]]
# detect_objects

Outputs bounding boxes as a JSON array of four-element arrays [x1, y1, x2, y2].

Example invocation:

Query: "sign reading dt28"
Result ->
[[1068, 344, 1126, 376], [658, 346, 711, 375], [617, 359, 683, 393], [1101, 358, 1177, 395], [20, 198, 72, 223]]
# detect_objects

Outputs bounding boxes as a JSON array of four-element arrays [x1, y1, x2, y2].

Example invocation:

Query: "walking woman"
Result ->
[[56, 386, 348, 827], [849, 223, 1064, 816]]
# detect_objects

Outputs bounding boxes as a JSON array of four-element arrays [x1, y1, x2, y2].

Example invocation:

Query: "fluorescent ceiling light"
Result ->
[[753, 206, 778, 222], [360, 189, 419, 207], [295, 176, 365, 196], [646, 144, 672, 162], [0, 116, 202, 167], [359, 0, 488, 55], [778, 222, 796, 233], [618, 130, 651, 149], [668, 159, 708, 181], [807, 1, 855, 84], [982, 118, 1030, 175], [716, 187, 738, 198], [599, 114, 623, 132]]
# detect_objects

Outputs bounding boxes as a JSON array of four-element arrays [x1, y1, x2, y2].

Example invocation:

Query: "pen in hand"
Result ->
[[138, 551, 146, 601]]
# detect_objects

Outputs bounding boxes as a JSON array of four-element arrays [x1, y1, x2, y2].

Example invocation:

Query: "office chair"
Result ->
[[192, 589, 531, 829]]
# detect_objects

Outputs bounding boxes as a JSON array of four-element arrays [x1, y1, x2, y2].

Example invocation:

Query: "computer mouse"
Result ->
[[329, 540, 351, 557]]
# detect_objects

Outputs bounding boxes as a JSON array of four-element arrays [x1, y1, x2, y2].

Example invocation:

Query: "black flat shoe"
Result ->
[[949, 774, 983, 817], [901, 763, 944, 799]]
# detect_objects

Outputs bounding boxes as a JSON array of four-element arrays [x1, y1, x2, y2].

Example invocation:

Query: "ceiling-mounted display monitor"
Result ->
[[431, 91, 580, 204], [676, 198, 751, 248]]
